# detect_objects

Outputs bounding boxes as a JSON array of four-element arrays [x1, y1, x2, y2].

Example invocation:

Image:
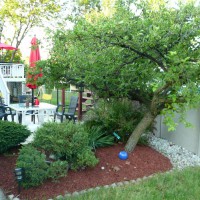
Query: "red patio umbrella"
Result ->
[[0, 43, 18, 61], [0, 42, 18, 50], [26, 36, 42, 105]]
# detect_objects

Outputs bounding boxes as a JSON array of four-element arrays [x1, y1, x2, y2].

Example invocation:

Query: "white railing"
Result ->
[[0, 71, 10, 105], [0, 63, 25, 78]]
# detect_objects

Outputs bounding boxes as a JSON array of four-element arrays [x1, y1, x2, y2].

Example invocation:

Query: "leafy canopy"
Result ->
[[45, 0, 200, 152], [48, 0, 200, 132], [64, 0, 200, 129]]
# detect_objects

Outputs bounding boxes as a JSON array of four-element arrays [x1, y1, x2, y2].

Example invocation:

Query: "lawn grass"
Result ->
[[39, 89, 90, 114], [62, 166, 200, 200], [39, 90, 78, 105]]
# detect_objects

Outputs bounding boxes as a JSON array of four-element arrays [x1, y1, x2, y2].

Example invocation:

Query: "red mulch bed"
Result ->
[[0, 143, 172, 200]]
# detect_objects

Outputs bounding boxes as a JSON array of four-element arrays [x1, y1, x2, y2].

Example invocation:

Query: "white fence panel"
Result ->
[[155, 109, 200, 156]]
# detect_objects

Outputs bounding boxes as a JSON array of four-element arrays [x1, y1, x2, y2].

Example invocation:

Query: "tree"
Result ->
[[0, 0, 61, 62], [36, 30, 73, 90], [62, 0, 200, 152], [3, 49, 23, 63], [42, 0, 117, 87]]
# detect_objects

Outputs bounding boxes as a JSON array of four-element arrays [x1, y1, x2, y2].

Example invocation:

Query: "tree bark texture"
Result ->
[[125, 112, 155, 152]]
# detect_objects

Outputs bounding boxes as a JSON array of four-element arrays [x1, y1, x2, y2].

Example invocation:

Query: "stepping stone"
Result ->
[[0, 189, 7, 200]]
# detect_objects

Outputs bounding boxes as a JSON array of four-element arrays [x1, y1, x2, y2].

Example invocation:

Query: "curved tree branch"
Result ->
[[112, 42, 168, 72]]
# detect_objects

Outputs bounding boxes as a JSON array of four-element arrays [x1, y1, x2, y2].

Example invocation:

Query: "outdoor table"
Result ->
[[9, 102, 57, 124]]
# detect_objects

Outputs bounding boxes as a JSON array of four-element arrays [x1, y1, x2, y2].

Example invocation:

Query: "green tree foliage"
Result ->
[[47, 0, 200, 151], [42, 0, 118, 89], [36, 30, 72, 89], [2, 49, 23, 63], [54, 0, 200, 152]]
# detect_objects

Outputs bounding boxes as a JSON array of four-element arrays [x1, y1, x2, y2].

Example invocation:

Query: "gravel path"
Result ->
[[148, 135, 200, 169]]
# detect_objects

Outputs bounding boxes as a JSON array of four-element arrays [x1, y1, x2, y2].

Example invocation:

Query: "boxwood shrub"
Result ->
[[0, 120, 31, 153]]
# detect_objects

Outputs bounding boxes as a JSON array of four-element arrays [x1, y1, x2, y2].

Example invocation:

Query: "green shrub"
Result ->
[[33, 121, 99, 170], [83, 98, 149, 142], [47, 160, 68, 180], [0, 120, 31, 153], [138, 134, 149, 146], [85, 126, 114, 150], [33, 122, 66, 157], [75, 148, 99, 169], [16, 145, 48, 188]]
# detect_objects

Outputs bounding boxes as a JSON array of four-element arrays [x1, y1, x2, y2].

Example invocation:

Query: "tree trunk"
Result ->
[[78, 90, 83, 121], [62, 88, 65, 107], [125, 111, 155, 152], [10, 49, 17, 62]]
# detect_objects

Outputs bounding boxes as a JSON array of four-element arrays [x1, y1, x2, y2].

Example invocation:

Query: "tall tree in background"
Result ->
[[0, 0, 61, 62], [37, 30, 71, 90], [62, 0, 200, 152], [0, 20, 4, 42]]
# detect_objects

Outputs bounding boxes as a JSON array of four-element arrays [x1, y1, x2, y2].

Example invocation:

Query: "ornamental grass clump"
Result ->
[[85, 126, 115, 150], [83, 98, 151, 143]]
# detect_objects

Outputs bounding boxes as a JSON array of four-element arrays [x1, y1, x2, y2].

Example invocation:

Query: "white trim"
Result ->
[[0, 71, 10, 105]]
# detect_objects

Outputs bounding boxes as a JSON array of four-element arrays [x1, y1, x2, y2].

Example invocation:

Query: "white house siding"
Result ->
[[0, 63, 26, 104]]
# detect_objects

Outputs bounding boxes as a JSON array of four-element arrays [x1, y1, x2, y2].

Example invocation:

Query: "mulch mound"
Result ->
[[0, 143, 172, 200]]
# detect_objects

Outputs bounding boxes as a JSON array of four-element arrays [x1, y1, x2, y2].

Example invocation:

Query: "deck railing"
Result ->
[[0, 63, 25, 105], [0, 63, 25, 78]]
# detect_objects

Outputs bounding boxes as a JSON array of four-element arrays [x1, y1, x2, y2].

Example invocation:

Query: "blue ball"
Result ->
[[118, 151, 128, 160]]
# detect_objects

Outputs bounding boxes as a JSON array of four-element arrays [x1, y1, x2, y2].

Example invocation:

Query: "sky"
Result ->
[[20, 27, 49, 61]]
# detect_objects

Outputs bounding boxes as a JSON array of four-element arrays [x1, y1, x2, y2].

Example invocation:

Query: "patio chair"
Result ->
[[0, 97, 16, 122], [18, 95, 36, 124], [4, 106, 16, 122], [54, 96, 78, 123], [0, 105, 6, 120]]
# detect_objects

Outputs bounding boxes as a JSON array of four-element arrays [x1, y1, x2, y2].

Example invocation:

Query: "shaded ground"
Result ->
[[0, 143, 172, 200]]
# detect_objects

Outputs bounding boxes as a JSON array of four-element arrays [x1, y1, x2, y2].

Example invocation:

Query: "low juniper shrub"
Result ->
[[33, 121, 99, 170], [47, 160, 68, 180], [16, 145, 49, 188]]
